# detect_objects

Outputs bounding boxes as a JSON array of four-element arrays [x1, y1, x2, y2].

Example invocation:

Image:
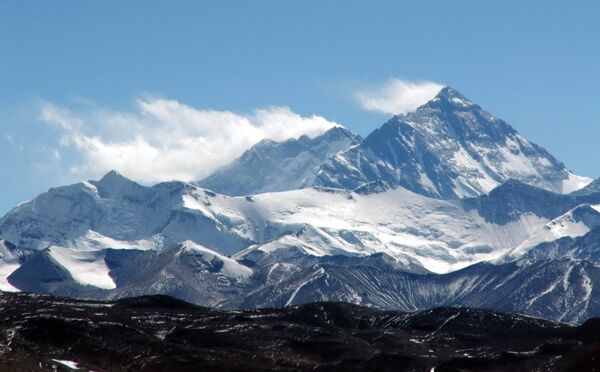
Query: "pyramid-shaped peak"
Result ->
[[437, 86, 465, 98], [425, 86, 475, 109], [323, 125, 348, 135], [92, 170, 142, 198], [98, 170, 128, 184], [321, 126, 359, 140]]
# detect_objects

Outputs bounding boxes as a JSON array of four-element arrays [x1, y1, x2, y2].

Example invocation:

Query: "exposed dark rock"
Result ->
[[1, 292, 599, 371]]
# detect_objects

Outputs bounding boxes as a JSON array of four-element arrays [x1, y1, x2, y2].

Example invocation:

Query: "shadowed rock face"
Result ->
[[1, 292, 600, 371], [461, 179, 600, 224]]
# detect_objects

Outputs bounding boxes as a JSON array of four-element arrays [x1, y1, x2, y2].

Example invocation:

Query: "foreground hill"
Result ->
[[1, 292, 599, 371]]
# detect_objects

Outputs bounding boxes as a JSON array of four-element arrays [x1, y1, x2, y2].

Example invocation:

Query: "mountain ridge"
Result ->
[[198, 126, 361, 196]]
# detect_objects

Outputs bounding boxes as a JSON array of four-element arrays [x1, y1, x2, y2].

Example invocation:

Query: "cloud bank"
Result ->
[[355, 79, 444, 115], [39, 98, 341, 183]]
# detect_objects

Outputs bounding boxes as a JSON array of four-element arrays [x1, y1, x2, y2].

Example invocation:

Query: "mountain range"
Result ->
[[199, 87, 589, 198], [1, 86, 599, 325]]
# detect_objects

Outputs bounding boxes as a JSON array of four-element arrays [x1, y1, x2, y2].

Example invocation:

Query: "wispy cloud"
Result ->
[[4, 134, 24, 151], [39, 98, 341, 183], [355, 78, 444, 115]]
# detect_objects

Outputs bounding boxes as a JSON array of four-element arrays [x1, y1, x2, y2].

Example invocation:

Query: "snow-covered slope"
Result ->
[[313, 87, 590, 198], [3, 172, 580, 280], [572, 177, 600, 196], [198, 127, 361, 196], [0, 240, 20, 292], [517, 225, 600, 265], [241, 187, 552, 274], [2, 172, 600, 323], [0, 171, 255, 255], [501, 204, 600, 261]]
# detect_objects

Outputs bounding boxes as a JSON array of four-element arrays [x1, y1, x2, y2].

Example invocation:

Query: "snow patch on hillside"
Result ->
[[563, 173, 593, 193], [180, 241, 253, 279], [0, 240, 20, 292], [502, 205, 600, 261], [67, 230, 162, 251], [0, 263, 19, 292], [48, 246, 116, 289]]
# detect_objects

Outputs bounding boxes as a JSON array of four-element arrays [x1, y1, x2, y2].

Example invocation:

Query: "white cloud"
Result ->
[[4, 134, 23, 151], [39, 98, 341, 183], [355, 78, 444, 115]]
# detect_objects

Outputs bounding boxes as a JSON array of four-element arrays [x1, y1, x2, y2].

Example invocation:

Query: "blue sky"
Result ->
[[1, 1, 599, 214]]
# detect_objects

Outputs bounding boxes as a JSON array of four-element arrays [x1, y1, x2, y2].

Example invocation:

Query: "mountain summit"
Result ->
[[313, 87, 589, 198], [198, 126, 361, 196]]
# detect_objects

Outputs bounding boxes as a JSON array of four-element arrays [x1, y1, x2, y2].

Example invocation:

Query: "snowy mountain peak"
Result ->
[[98, 169, 125, 184], [319, 126, 357, 139], [92, 170, 143, 198], [423, 86, 475, 109], [198, 126, 361, 196], [314, 87, 586, 198]]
